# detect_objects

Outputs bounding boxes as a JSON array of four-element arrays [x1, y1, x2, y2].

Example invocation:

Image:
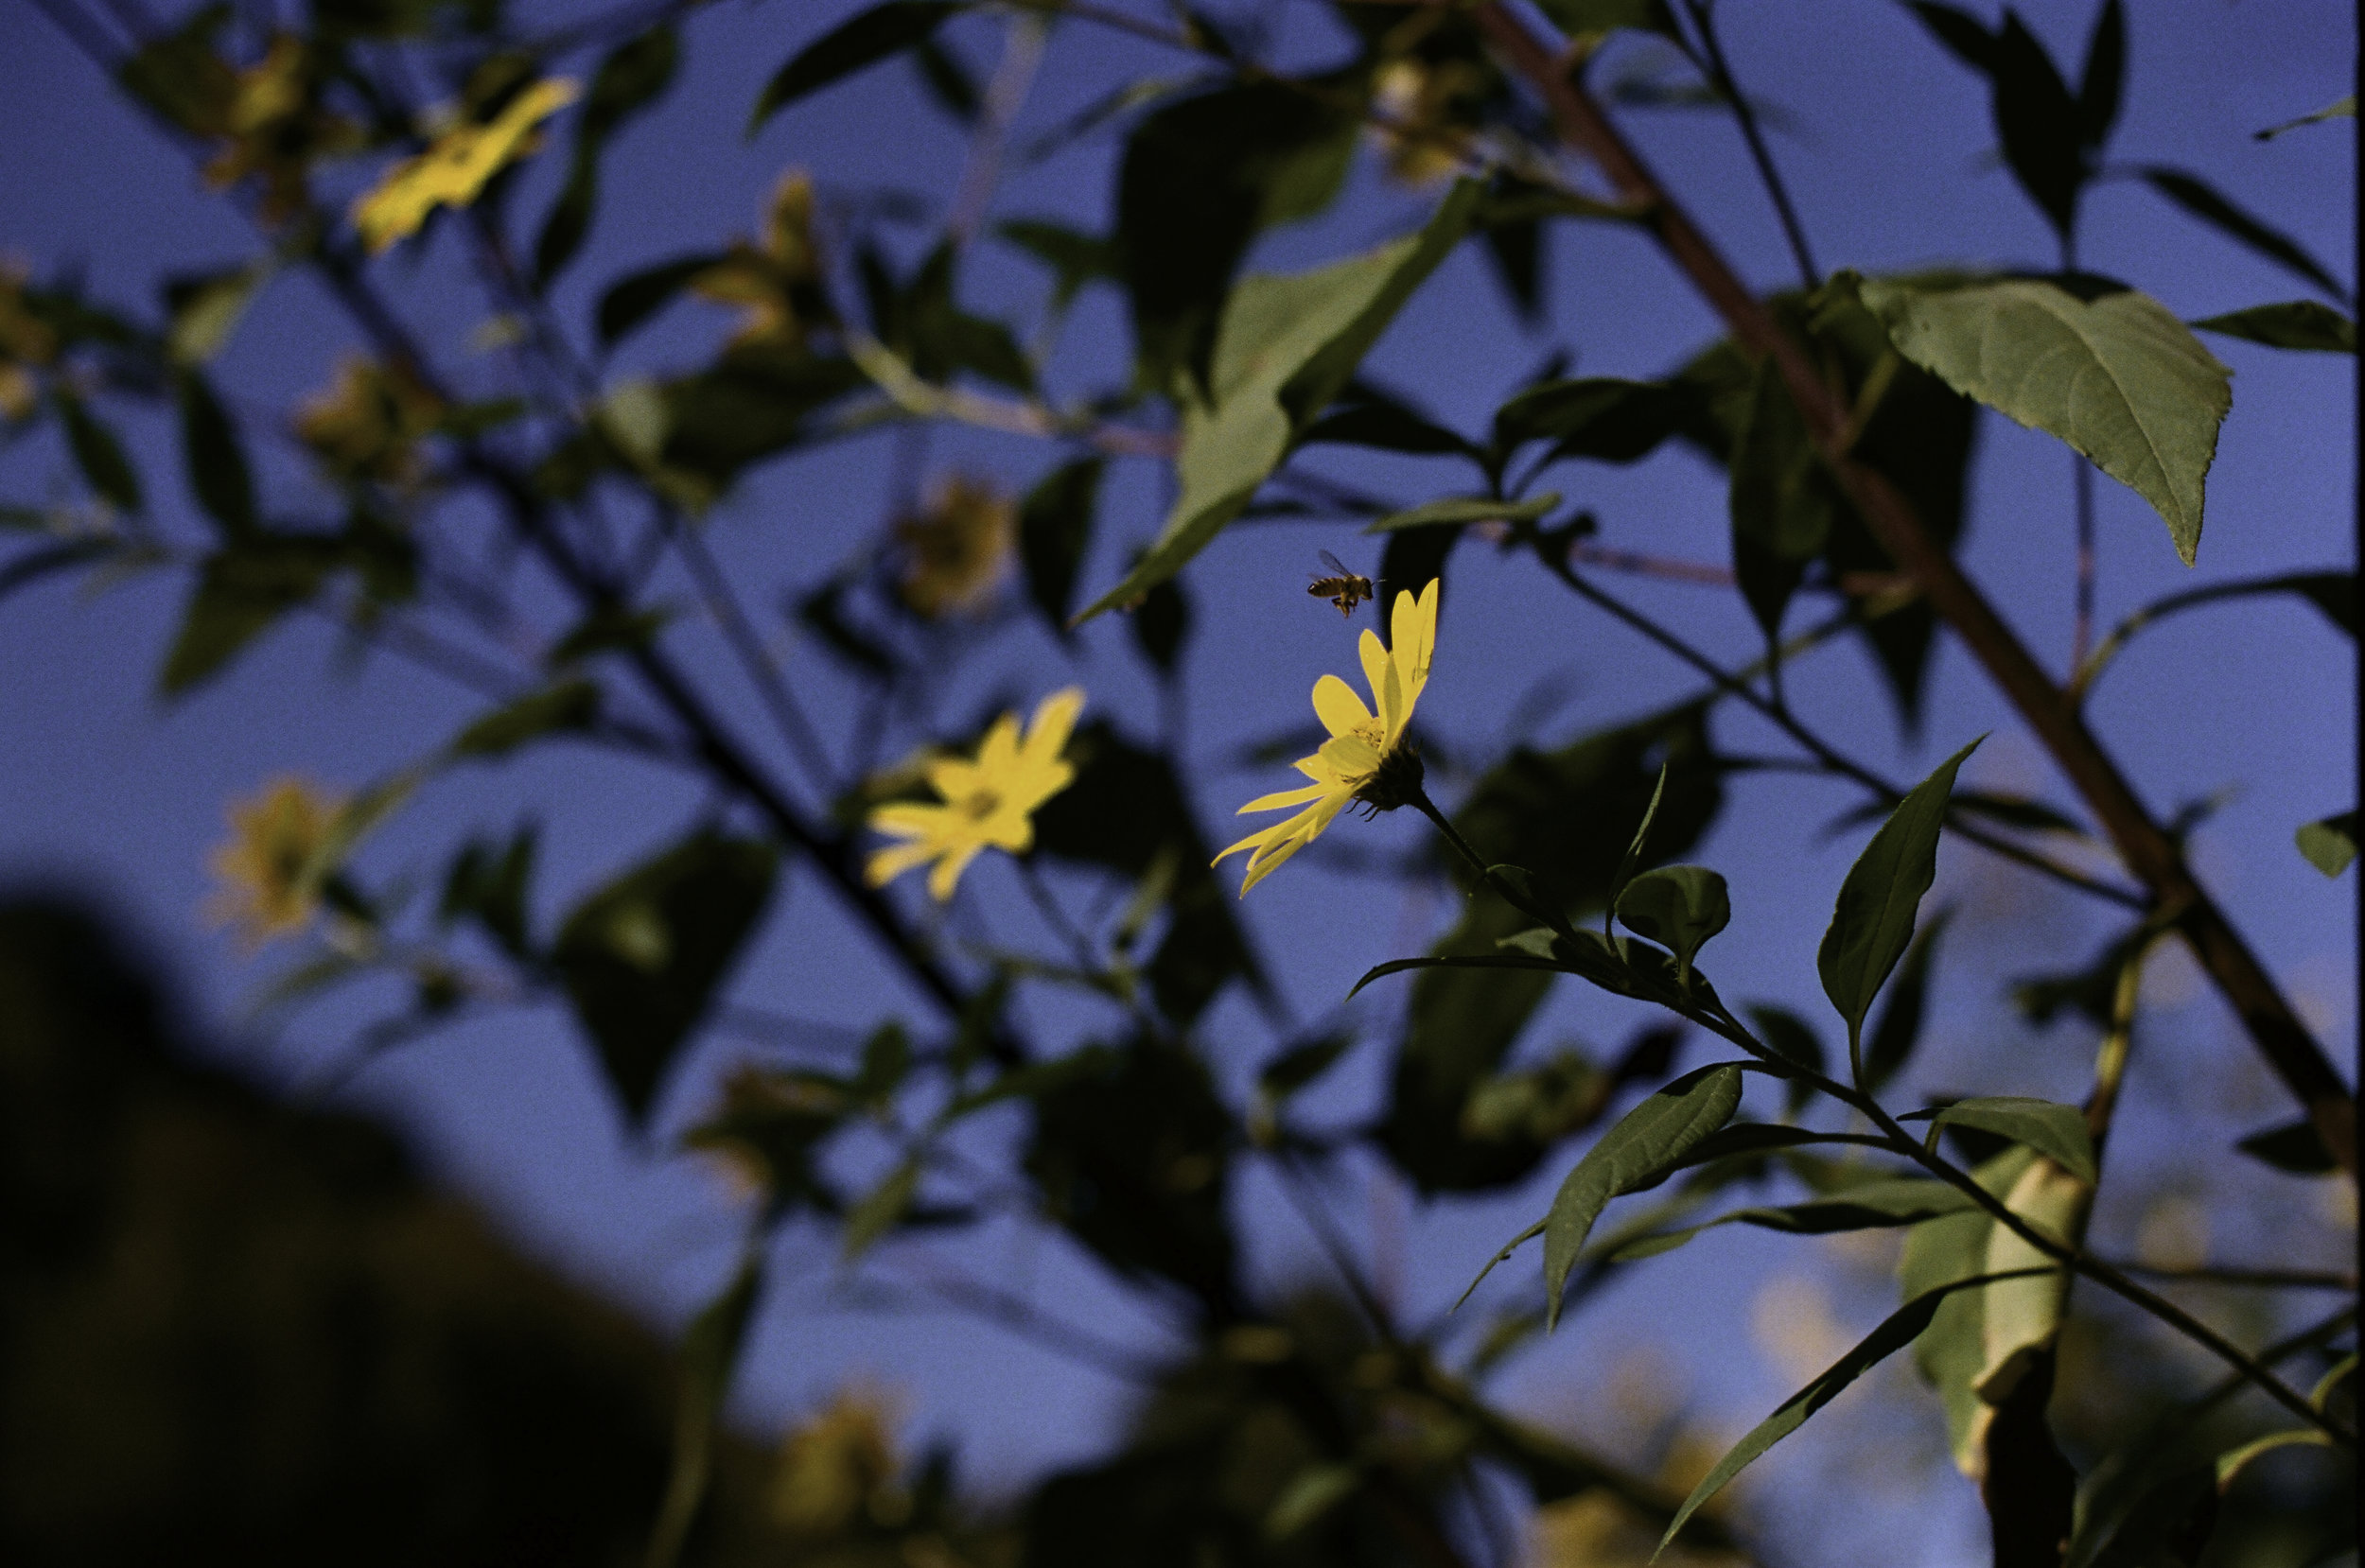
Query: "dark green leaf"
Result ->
[[163, 262, 266, 364], [1855, 272, 2231, 564], [2076, 0, 2125, 150], [1729, 356, 1838, 646], [56, 394, 141, 514], [1602, 1176, 1976, 1263], [1115, 79, 1361, 394], [909, 34, 979, 122], [1376, 522, 1458, 642], [998, 218, 1119, 316], [2140, 167, 2352, 305], [1902, 1095, 2096, 1184], [1658, 1265, 2054, 1552], [1864, 908, 1948, 1092], [1259, 1033, 1355, 1099], [1018, 457, 1102, 637], [535, 24, 680, 287], [1613, 864, 1729, 980], [160, 537, 340, 694], [1490, 375, 1690, 460], [1531, 1063, 1743, 1325], [2234, 1118, 2338, 1176], [175, 369, 256, 538], [1130, 576, 1189, 674], [596, 253, 725, 345], [1080, 181, 1481, 620], [644, 1256, 763, 1568], [1989, 12, 2088, 236], [748, 1, 969, 132], [1299, 390, 1480, 461], [2295, 810, 2356, 878], [552, 832, 780, 1124], [438, 825, 537, 959], [1818, 739, 1980, 1043], [1905, 2, 1998, 72], [447, 680, 602, 758], [2190, 301, 2355, 354], [841, 1159, 920, 1260], [1366, 492, 1557, 532]]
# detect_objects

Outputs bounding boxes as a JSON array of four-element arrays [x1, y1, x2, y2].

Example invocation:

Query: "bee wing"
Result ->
[[1318, 549, 1351, 577]]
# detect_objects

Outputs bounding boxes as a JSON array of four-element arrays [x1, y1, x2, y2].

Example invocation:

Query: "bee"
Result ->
[[1307, 550, 1375, 618]]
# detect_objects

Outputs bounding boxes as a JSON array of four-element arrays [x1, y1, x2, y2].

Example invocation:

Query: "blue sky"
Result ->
[[0, 1, 2352, 1559]]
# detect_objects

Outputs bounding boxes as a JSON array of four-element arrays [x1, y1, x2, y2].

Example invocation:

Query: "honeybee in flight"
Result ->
[[1307, 550, 1374, 618]]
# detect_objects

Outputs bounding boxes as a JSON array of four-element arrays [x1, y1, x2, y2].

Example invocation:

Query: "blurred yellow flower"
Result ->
[[770, 1385, 902, 1538], [866, 688, 1084, 901], [201, 34, 361, 224], [352, 78, 579, 254], [691, 169, 824, 352], [0, 266, 56, 423], [295, 354, 444, 485], [1370, 58, 1485, 186], [896, 473, 1017, 618], [206, 775, 345, 947], [1218, 579, 1438, 896]]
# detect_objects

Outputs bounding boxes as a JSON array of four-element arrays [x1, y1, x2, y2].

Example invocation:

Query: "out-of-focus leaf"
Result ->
[[1819, 739, 1978, 1045], [1298, 389, 1481, 461], [2255, 94, 2355, 141], [535, 24, 679, 287], [1854, 272, 2231, 564], [2076, 0, 2125, 150], [2295, 810, 2356, 878], [1262, 1462, 1358, 1541], [163, 262, 267, 364], [552, 831, 780, 1124], [1018, 457, 1101, 637], [1902, 1096, 2096, 1185], [748, 2, 969, 131], [175, 369, 257, 538], [2235, 1117, 2339, 1176], [447, 680, 602, 758], [643, 1255, 763, 1568], [1115, 78, 1362, 394], [1130, 576, 1189, 674], [596, 253, 726, 344], [1490, 375, 1690, 461], [438, 824, 537, 960], [1080, 181, 1480, 621], [1024, 1038, 1235, 1311], [2139, 167, 2352, 305], [841, 1159, 920, 1261], [1365, 492, 1556, 531], [1747, 1003, 1825, 1115], [654, 355, 867, 499], [997, 218, 1119, 316], [909, 33, 980, 122], [56, 394, 142, 514], [1376, 522, 1457, 632], [1728, 355, 1838, 646], [161, 536, 342, 694], [2190, 301, 2356, 354], [1599, 1176, 1976, 1263], [1533, 0, 1673, 41]]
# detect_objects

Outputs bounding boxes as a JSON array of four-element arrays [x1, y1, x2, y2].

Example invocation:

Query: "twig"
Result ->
[[1673, 0, 1819, 288]]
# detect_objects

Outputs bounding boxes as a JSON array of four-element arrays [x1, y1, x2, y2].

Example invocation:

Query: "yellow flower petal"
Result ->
[[1022, 686, 1086, 768], [926, 841, 987, 901], [865, 839, 939, 887], [1358, 629, 1391, 722], [352, 78, 579, 254], [1238, 782, 1332, 814], [1311, 672, 1373, 738]]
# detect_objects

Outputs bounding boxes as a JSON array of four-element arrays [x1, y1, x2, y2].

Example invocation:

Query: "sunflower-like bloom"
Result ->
[[352, 78, 579, 254], [206, 774, 345, 947], [865, 688, 1085, 900], [1218, 580, 1438, 896]]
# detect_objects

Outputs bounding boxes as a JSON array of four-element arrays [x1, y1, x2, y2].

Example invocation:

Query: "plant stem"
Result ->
[[1675, 0, 1820, 289]]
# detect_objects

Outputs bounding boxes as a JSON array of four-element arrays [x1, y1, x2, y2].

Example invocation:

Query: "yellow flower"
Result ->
[[1218, 579, 1439, 896], [770, 1385, 902, 1538], [200, 34, 362, 224], [865, 688, 1085, 901], [895, 473, 1016, 618], [351, 78, 579, 254], [206, 775, 346, 947], [0, 265, 57, 422], [691, 169, 825, 353]]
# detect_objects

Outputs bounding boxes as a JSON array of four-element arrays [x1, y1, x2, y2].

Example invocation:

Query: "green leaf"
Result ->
[[1532, 1062, 1743, 1327], [998, 218, 1119, 317], [644, 1255, 763, 1568], [2190, 301, 2355, 354], [1490, 375, 1691, 461], [2075, 569, 2355, 699], [535, 25, 679, 288], [163, 261, 267, 365], [1299, 388, 1480, 461], [1130, 575, 1189, 673], [1365, 492, 1557, 532], [841, 1159, 920, 1261], [1599, 1176, 1976, 1263], [552, 832, 780, 1124], [2295, 810, 2356, 877], [1818, 739, 1980, 1046], [1613, 864, 1729, 980], [1018, 458, 1101, 637], [175, 369, 257, 539], [2215, 1429, 2330, 1490], [1605, 760, 1670, 930], [438, 825, 537, 959], [2140, 167, 2352, 305], [2076, 0, 2125, 150], [2255, 94, 2356, 141], [1854, 274, 2231, 564], [160, 537, 341, 695], [447, 680, 602, 758], [2234, 1117, 2337, 1176], [1264, 1462, 1359, 1542], [1729, 355, 1838, 646], [1863, 909, 1948, 1092], [1659, 1263, 2057, 1552], [1902, 1096, 2096, 1185], [1077, 181, 1480, 621], [1116, 79, 1361, 394], [55, 394, 141, 514], [748, 1, 968, 132], [1533, 0, 1673, 39], [596, 253, 726, 345]]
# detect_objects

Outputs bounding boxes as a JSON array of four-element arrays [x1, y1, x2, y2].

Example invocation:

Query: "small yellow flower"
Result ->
[[1218, 579, 1439, 896], [206, 775, 346, 947], [895, 473, 1016, 618], [0, 264, 58, 422], [770, 1385, 902, 1538], [866, 688, 1085, 901], [1370, 58, 1485, 186], [351, 78, 579, 254], [691, 169, 824, 353], [295, 354, 444, 485], [201, 34, 362, 224]]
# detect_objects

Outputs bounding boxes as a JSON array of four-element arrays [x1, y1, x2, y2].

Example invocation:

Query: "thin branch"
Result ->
[[1469, 0, 2355, 1174], [2105, 1263, 2360, 1292], [670, 514, 845, 797], [1673, 0, 1819, 288]]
